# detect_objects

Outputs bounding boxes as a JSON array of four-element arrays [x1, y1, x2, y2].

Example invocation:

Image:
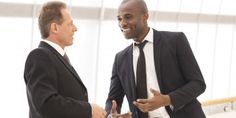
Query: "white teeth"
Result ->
[[122, 28, 130, 32]]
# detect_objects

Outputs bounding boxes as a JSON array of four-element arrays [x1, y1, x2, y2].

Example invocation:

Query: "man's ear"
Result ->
[[50, 23, 59, 34], [144, 12, 149, 21]]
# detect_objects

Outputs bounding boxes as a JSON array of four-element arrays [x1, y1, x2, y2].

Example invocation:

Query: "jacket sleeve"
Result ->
[[168, 32, 206, 111], [105, 54, 125, 117]]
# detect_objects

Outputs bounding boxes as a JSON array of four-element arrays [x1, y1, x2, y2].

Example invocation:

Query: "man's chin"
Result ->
[[124, 35, 133, 40], [66, 41, 73, 46]]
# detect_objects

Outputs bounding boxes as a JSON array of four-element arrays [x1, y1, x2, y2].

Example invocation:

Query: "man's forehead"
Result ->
[[119, 1, 137, 10], [118, 2, 143, 13], [117, 7, 141, 17]]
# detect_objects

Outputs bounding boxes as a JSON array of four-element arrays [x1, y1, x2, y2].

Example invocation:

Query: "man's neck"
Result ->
[[46, 36, 64, 49]]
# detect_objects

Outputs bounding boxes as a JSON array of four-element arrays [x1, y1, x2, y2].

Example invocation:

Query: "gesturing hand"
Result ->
[[133, 88, 171, 112], [108, 100, 132, 118]]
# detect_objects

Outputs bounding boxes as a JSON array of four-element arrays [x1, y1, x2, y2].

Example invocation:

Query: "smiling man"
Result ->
[[105, 0, 206, 118]]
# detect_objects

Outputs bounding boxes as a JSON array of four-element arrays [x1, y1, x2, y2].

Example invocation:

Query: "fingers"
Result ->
[[108, 100, 118, 118], [150, 88, 161, 96], [91, 104, 106, 118], [103, 109, 106, 117], [116, 112, 132, 118], [133, 101, 149, 112], [108, 111, 132, 118], [107, 113, 116, 118], [136, 99, 148, 104], [108, 100, 132, 118], [133, 101, 145, 108], [111, 100, 117, 114], [98, 106, 106, 118]]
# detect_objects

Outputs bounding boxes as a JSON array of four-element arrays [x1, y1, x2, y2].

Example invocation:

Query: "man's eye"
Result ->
[[117, 18, 122, 21], [125, 16, 131, 20]]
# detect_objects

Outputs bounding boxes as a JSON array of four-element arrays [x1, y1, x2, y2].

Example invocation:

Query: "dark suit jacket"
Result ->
[[24, 41, 91, 118], [105, 29, 206, 118]]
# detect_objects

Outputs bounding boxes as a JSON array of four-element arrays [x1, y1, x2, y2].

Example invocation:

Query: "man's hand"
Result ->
[[108, 100, 132, 118], [91, 103, 106, 118], [133, 88, 171, 112]]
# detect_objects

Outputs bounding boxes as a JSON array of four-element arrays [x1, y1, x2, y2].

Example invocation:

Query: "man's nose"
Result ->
[[119, 19, 127, 28]]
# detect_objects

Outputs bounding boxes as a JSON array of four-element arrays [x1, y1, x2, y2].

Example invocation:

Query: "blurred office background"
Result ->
[[0, 0, 235, 117]]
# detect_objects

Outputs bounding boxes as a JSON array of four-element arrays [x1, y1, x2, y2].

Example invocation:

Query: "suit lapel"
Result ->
[[57, 53, 88, 90], [153, 29, 164, 92], [57, 53, 81, 79], [39, 41, 86, 89]]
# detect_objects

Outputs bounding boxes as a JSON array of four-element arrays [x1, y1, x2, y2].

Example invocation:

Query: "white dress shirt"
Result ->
[[133, 28, 170, 118], [42, 39, 65, 56]]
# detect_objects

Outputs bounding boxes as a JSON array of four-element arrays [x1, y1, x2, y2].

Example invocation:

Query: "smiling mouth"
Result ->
[[121, 28, 131, 33]]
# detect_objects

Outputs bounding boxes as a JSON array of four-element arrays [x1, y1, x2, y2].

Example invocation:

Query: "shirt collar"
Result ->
[[133, 28, 153, 46], [145, 28, 153, 43], [42, 39, 65, 56]]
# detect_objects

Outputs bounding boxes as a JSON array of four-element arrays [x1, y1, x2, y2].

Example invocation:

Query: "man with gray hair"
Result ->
[[24, 1, 105, 118]]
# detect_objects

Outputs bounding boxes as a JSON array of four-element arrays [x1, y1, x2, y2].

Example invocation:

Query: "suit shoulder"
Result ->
[[30, 47, 52, 55], [26, 47, 53, 61], [154, 30, 188, 47], [156, 30, 185, 40], [157, 30, 183, 35], [115, 44, 132, 58]]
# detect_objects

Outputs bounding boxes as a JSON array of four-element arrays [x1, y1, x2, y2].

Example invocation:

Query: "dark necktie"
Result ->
[[63, 53, 71, 65], [135, 40, 148, 118]]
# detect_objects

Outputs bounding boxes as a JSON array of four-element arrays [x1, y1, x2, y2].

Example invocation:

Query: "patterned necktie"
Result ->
[[135, 40, 148, 118]]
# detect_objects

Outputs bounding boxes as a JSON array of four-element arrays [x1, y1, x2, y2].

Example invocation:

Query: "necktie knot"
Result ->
[[135, 40, 148, 51]]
